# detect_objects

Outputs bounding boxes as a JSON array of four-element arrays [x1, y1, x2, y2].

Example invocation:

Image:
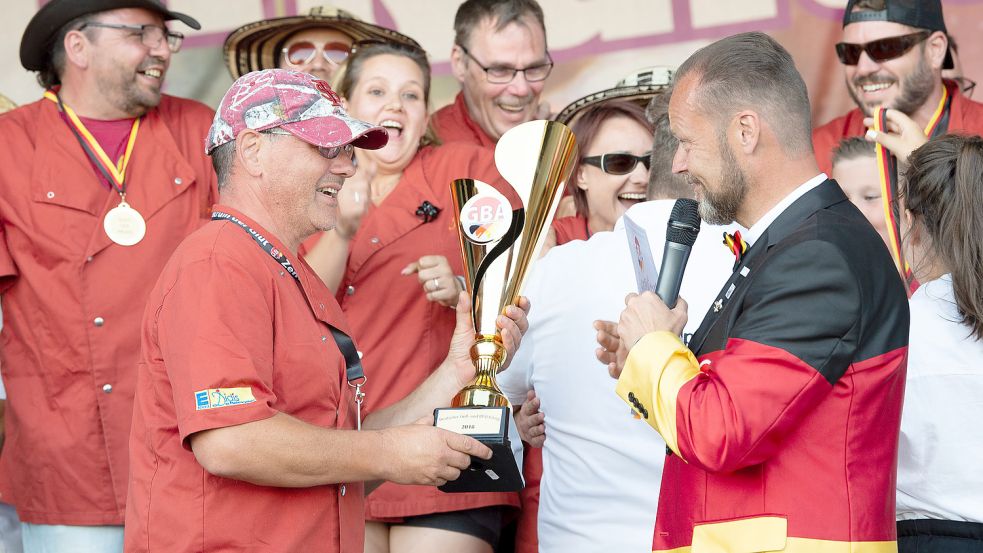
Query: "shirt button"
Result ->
[[319, 303, 325, 310], [174, 177, 183, 185], [102, 384, 113, 393], [46, 191, 55, 199], [340, 485, 346, 496], [86, 256, 94, 263], [93, 317, 105, 327], [370, 237, 380, 244], [346, 285, 355, 296], [321, 336, 328, 342]]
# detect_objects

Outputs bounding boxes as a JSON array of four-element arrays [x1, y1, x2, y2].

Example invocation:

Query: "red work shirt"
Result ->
[[125, 206, 364, 553], [335, 143, 519, 519], [813, 79, 983, 174], [551, 215, 590, 245], [432, 92, 497, 148], [0, 95, 216, 524]]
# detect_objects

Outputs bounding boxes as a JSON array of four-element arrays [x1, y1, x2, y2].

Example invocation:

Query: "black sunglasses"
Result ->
[[835, 31, 930, 66], [581, 152, 651, 175]]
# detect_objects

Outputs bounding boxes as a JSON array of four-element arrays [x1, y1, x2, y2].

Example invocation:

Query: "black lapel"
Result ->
[[686, 180, 847, 355]]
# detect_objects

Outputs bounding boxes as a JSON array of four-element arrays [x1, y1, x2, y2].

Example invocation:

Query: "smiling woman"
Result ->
[[299, 40, 520, 553]]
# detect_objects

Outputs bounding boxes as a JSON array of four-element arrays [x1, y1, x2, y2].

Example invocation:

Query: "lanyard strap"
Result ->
[[872, 89, 948, 295], [44, 91, 140, 196], [211, 211, 366, 386]]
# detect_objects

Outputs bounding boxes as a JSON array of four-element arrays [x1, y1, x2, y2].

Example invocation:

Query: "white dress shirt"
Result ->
[[744, 173, 827, 245], [897, 275, 983, 523], [498, 200, 737, 552]]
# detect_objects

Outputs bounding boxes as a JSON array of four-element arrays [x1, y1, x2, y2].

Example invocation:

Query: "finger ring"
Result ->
[[431, 278, 440, 291]]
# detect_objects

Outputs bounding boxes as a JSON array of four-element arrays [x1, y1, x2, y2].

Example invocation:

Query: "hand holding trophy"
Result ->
[[434, 120, 578, 492]]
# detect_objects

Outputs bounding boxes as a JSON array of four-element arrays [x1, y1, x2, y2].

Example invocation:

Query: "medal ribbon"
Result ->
[[44, 90, 140, 198], [873, 87, 948, 292], [211, 211, 367, 428]]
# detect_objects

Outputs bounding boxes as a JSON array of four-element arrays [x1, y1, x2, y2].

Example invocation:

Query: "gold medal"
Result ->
[[103, 200, 146, 246]]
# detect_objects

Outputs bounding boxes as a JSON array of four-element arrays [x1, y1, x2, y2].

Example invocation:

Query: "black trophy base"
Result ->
[[433, 406, 524, 493]]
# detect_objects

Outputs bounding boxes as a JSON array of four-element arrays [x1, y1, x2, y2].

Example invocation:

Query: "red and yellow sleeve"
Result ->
[[615, 331, 700, 457]]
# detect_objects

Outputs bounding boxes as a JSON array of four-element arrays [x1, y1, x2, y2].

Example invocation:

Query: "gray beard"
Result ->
[[698, 140, 748, 226]]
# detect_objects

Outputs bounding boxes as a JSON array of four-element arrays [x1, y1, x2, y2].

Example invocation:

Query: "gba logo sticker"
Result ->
[[195, 387, 257, 410], [460, 193, 511, 245]]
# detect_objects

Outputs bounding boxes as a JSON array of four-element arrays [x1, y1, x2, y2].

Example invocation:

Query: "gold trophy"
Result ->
[[435, 120, 578, 492]]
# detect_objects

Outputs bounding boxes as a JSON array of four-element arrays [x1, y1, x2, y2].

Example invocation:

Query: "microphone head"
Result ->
[[666, 198, 701, 247]]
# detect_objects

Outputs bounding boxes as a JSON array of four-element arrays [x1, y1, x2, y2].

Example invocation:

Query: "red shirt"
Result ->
[[0, 95, 217, 524], [432, 92, 497, 148], [551, 215, 590, 245], [813, 79, 983, 174], [334, 143, 519, 518], [125, 206, 364, 553]]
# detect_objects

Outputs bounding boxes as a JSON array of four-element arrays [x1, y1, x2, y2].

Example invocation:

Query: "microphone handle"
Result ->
[[655, 242, 692, 309]]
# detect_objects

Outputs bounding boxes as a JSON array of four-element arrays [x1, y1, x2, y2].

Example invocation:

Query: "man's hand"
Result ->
[[863, 109, 928, 165], [446, 293, 530, 387], [514, 390, 545, 447], [402, 255, 462, 308], [595, 320, 628, 378], [379, 424, 492, 487], [618, 292, 688, 349]]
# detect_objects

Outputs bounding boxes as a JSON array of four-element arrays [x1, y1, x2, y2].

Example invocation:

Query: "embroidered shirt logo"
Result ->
[[195, 387, 257, 410]]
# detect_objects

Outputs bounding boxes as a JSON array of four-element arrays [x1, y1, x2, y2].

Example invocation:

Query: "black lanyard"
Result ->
[[212, 211, 367, 424]]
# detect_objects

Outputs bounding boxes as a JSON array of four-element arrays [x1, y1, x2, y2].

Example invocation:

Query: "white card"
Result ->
[[624, 214, 660, 293]]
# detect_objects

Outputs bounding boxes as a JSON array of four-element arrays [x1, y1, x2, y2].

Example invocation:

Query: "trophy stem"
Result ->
[[451, 336, 509, 408]]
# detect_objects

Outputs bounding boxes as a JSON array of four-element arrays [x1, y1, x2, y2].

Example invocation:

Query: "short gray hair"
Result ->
[[674, 32, 814, 155], [453, 0, 546, 49]]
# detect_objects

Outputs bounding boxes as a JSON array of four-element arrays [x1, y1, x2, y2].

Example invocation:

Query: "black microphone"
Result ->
[[655, 199, 701, 308]]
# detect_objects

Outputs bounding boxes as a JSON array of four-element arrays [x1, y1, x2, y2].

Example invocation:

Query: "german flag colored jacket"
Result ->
[[617, 182, 910, 553]]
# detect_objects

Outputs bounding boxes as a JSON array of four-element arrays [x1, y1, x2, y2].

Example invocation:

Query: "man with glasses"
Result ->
[[433, 0, 552, 148], [813, 0, 983, 174], [0, 1, 215, 550], [124, 69, 527, 553]]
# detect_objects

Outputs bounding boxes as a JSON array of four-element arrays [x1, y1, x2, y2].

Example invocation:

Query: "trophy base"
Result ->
[[433, 406, 523, 493]]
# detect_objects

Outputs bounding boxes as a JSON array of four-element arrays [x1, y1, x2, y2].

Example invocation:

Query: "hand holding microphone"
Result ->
[[615, 199, 701, 357]]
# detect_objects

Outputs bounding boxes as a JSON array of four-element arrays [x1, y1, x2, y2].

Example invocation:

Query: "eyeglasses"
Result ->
[[79, 22, 184, 53], [835, 31, 930, 66], [282, 40, 352, 67], [581, 152, 651, 175], [457, 44, 553, 84], [262, 129, 356, 162]]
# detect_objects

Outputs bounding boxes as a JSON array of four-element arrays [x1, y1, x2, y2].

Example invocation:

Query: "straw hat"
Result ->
[[223, 6, 421, 79], [555, 66, 674, 125]]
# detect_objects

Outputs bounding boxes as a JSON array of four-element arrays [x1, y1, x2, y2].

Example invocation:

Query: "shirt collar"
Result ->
[[744, 173, 827, 246]]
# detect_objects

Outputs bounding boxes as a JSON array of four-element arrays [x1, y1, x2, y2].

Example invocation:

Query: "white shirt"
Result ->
[[897, 275, 983, 523], [744, 173, 827, 245], [498, 200, 737, 552]]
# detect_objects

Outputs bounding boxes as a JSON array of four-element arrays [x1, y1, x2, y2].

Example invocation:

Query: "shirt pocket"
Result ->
[[691, 515, 787, 553]]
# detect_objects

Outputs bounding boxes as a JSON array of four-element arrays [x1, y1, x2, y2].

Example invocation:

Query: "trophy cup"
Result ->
[[434, 120, 578, 493]]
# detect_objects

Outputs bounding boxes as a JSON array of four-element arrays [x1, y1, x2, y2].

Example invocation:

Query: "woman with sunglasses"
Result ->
[[223, 5, 421, 82], [302, 40, 520, 553], [896, 134, 983, 552], [548, 100, 653, 248]]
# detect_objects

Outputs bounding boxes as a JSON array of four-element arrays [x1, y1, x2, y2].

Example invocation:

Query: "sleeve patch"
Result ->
[[195, 387, 257, 410]]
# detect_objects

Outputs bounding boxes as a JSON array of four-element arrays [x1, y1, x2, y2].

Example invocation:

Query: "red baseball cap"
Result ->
[[206, 68, 388, 154]]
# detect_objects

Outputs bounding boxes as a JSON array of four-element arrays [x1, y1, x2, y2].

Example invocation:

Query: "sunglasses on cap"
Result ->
[[282, 40, 352, 67], [835, 31, 930, 66], [582, 152, 651, 175]]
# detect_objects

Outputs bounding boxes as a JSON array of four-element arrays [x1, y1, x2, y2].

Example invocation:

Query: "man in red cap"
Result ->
[[124, 69, 528, 553], [0, 1, 213, 550], [813, 0, 983, 174]]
